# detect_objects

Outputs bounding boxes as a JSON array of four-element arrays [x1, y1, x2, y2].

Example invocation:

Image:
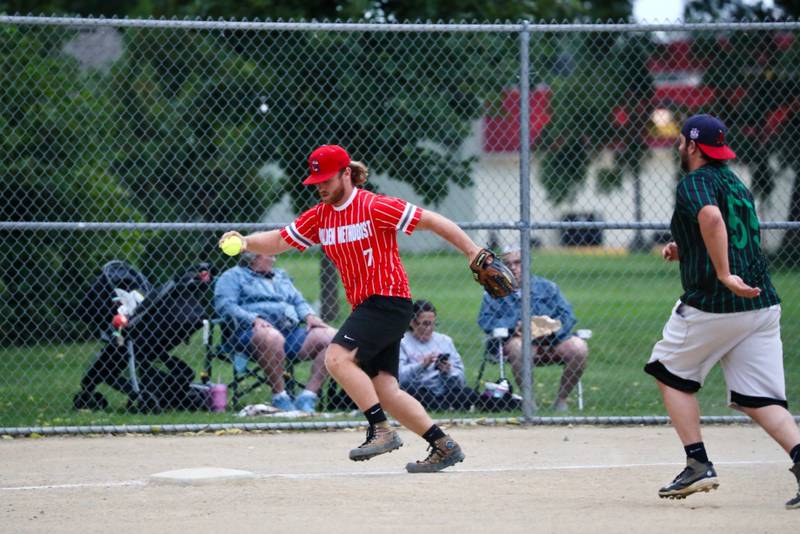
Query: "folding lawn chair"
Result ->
[[475, 328, 588, 410], [202, 318, 307, 409]]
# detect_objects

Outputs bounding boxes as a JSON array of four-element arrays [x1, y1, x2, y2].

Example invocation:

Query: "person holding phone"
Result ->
[[399, 300, 479, 411]]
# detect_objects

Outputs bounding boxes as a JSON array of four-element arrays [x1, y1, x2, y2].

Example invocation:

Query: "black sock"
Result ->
[[364, 403, 387, 426], [790, 444, 800, 464], [684, 442, 709, 464], [422, 424, 446, 445]]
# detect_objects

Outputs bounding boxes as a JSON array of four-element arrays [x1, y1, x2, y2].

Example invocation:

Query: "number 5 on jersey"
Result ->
[[727, 194, 760, 249]]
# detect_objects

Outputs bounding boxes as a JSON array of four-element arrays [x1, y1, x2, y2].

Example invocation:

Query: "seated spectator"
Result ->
[[399, 300, 479, 411], [214, 252, 335, 412], [477, 247, 588, 412]]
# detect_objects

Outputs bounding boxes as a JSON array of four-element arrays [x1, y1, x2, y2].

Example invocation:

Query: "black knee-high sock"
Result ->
[[364, 403, 387, 426], [684, 442, 709, 464]]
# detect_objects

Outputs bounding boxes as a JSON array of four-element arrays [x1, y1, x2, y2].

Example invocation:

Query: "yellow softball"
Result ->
[[220, 235, 244, 256]]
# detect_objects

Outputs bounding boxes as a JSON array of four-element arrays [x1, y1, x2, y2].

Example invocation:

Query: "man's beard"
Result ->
[[319, 186, 345, 205], [679, 148, 689, 173]]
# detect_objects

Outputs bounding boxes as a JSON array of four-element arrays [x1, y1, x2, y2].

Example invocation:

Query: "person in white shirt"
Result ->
[[399, 300, 478, 411]]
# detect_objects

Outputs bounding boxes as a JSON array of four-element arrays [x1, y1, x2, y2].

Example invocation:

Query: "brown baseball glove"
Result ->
[[469, 248, 517, 298]]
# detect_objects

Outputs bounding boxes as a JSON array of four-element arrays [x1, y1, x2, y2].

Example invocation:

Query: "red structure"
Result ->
[[482, 36, 797, 153]]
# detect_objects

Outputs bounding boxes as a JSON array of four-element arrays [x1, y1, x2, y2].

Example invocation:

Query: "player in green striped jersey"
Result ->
[[644, 114, 800, 508], [670, 154, 779, 313]]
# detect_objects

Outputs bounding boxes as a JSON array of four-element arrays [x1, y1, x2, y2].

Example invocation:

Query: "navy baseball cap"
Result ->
[[680, 114, 736, 160]]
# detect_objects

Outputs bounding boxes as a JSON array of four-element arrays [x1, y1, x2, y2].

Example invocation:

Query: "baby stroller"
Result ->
[[73, 260, 214, 413]]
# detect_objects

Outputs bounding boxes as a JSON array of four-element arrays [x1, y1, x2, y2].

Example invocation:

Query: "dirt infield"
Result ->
[[2, 424, 798, 533]]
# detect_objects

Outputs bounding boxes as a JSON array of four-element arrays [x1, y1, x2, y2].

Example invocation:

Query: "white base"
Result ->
[[149, 467, 256, 486]]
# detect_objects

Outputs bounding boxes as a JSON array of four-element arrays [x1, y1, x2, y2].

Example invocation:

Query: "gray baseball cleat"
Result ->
[[405, 435, 465, 473], [658, 458, 719, 499], [787, 461, 800, 510], [349, 424, 403, 462]]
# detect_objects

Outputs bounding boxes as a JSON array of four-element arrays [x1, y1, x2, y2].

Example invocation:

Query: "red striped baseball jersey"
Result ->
[[279, 188, 423, 308]]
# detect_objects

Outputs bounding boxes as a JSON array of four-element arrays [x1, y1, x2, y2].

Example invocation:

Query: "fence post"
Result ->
[[518, 21, 535, 422]]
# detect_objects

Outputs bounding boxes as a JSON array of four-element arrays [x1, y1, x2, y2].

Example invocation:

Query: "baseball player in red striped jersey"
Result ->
[[220, 144, 482, 472]]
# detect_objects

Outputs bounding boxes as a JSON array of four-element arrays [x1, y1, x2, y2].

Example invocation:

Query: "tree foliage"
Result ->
[[103, 28, 287, 279], [0, 26, 143, 344], [538, 32, 654, 205], [3, 1, 638, 215], [0, 0, 640, 342]]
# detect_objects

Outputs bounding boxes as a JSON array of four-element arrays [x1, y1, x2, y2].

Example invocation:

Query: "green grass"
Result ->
[[1, 250, 799, 428]]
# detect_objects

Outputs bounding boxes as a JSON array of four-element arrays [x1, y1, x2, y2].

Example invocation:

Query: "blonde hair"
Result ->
[[348, 161, 369, 186]]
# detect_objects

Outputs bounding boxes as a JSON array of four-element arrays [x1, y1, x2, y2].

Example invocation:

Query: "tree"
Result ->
[[104, 28, 285, 281], [0, 25, 143, 345], [4, 1, 639, 326], [0, 0, 140, 16]]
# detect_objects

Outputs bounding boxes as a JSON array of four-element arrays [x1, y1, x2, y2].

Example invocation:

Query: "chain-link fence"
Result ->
[[2, 16, 800, 432]]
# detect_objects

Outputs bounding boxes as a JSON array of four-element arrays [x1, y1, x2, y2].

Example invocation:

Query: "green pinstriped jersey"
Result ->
[[670, 163, 780, 313]]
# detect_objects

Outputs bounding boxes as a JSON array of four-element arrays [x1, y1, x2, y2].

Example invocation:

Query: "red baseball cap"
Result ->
[[303, 145, 351, 185]]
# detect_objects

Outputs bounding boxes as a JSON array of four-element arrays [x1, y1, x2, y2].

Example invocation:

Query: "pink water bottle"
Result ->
[[209, 383, 228, 412]]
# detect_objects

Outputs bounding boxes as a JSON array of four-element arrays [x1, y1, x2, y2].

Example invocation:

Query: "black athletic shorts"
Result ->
[[332, 295, 414, 378]]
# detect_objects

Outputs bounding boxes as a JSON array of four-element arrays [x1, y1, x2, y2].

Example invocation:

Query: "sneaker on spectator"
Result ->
[[787, 462, 800, 510], [405, 435, 465, 473], [658, 458, 718, 499], [271, 392, 296, 412], [294, 391, 318, 413], [552, 398, 568, 412]]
